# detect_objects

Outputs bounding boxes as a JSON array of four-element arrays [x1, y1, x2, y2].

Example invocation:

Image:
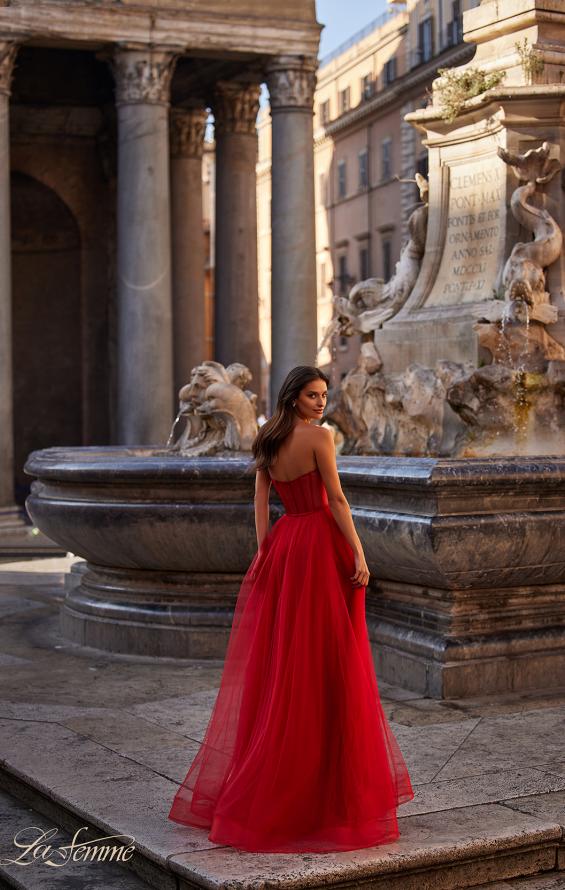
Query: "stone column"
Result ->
[[113, 47, 178, 445], [266, 56, 318, 409], [212, 81, 261, 391], [0, 43, 17, 509], [170, 106, 207, 397]]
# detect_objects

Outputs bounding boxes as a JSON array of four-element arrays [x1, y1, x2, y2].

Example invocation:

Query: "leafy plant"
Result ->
[[515, 37, 544, 82], [435, 66, 506, 122]]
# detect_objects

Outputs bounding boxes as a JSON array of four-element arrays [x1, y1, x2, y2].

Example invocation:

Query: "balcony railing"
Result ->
[[320, 8, 399, 67]]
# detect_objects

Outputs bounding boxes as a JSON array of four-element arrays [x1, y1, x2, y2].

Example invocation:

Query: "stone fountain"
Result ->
[[319, 0, 565, 696]]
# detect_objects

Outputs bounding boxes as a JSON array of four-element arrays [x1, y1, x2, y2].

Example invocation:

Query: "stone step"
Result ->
[[475, 873, 565, 888], [0, 789, 152, 889], [0, 742, 562, 890]]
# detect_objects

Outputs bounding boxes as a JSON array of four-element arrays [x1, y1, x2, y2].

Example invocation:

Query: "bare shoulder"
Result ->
[[312, 425, 343, 498], [313, 425, 334, 443], [300, 422, 331, 437], [311, 424, 334, 455]]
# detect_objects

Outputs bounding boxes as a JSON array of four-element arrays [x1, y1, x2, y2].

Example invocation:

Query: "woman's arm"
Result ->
[[254, 468, 272, 549], [314, 428, 370, 587]]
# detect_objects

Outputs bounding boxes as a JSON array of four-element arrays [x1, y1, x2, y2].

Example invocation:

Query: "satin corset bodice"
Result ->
[[269, 467, 329, 515]]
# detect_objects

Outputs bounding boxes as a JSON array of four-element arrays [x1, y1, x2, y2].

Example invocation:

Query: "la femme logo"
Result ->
[[0, 825, 136, 868]]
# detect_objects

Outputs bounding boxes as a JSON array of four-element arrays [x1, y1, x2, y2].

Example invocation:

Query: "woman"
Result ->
[[168, 365, 414, 853]]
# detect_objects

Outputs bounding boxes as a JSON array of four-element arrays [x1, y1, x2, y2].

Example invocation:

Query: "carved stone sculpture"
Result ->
[[497, 142, 562, 325], [168, 361, 258, 456], [332, 174, 428, 339], [447, 142, 565, 452], [325, 359, 469, 456]]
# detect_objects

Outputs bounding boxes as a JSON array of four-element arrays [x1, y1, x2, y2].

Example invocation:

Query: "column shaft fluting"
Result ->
[[170, 106, 207, 397], [266, 57, 318, 409], [213, 81, 261, 393], [0, 43, 17, 507], [113, 48, 177, 445]]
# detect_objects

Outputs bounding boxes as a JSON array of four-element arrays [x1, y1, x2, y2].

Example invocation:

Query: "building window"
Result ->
[[446, 0, 463, 46], [383, 57, 397, 86], [319, 99, 330, 125], [339, 86, 351, 115], [338, 334, 349, 351], [358, 149, 369, 190], [382, 238, 393, 281], [337, 159, 347, 199], [359, 246, 369, 280], [361, 73, 373, 100], [418, 17, 434, 63], [319, 172, 327, 206], [381, 138, 392, 182], [337, 254, 349, 295]]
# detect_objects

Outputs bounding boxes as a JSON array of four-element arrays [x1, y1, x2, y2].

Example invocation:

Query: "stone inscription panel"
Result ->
[[428, 158, 505, 306]]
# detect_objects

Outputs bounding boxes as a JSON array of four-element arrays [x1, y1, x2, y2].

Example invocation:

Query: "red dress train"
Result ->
[[167, 467, 414, 853]]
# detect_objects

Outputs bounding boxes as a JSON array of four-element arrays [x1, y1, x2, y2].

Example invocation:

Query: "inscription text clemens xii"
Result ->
[[430, 160, 503, 306]]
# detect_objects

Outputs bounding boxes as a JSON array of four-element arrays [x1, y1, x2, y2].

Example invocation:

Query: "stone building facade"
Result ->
[[0, 0, 320, 543], [257, 0, 478, 389]]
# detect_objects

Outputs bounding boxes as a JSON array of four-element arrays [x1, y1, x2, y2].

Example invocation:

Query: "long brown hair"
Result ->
[[251, 365, 330, 471]]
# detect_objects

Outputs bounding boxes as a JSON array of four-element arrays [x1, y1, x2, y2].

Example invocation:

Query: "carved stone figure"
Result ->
[[325, 358, 469, 456], [497, 142, 562, 325], [168, 361, 258, 456], [332, 173, 428, 339], [446, 142, 565, 452]]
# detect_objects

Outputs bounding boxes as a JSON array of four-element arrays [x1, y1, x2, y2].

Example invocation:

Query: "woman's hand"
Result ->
[[351, 550, 370, 588]]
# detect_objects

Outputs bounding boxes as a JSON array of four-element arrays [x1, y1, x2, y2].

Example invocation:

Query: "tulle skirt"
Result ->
[[168, 503, 414, 852]]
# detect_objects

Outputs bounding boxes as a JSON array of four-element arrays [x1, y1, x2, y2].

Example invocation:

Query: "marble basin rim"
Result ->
[[23, 446, 565, 582], [22, 447, 565, 695], [24, 446, 263, 573]]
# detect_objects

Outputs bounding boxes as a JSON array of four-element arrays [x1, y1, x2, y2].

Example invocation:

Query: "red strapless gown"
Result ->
[[167, 467, 414, 853]]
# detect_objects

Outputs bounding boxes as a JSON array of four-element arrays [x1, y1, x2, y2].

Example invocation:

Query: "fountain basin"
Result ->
[[24, 447, 565, 697], [24, 448, 266, 658]]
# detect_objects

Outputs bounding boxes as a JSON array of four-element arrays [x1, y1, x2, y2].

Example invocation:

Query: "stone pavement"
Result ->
[[0, 555, 564, 889]]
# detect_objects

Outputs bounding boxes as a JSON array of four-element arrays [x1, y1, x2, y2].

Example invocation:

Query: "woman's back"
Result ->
[[268, 423, 322, 481]]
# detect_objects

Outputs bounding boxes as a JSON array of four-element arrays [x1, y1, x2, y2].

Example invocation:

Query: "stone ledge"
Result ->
[[0, 3, 320, 57], [0, 742, 561, 890]]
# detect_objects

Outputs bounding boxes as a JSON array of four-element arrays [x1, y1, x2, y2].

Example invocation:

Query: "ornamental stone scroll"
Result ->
[[170, 107, 207, 160], [265, 55, 317, 111], [111, 47, 179, 106], [212, 81, 261, 137]]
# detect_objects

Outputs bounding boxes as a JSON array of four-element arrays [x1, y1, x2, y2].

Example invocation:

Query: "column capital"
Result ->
[[111, 47, 179, 107], [0, 42, 19, 97], [212, 81, 260, 137], [265, 55, 317, 111], [170, 106, 207, 159]]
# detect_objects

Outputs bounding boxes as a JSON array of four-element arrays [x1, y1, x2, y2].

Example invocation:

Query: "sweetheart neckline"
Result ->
[[268, 467, 319, 484]]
